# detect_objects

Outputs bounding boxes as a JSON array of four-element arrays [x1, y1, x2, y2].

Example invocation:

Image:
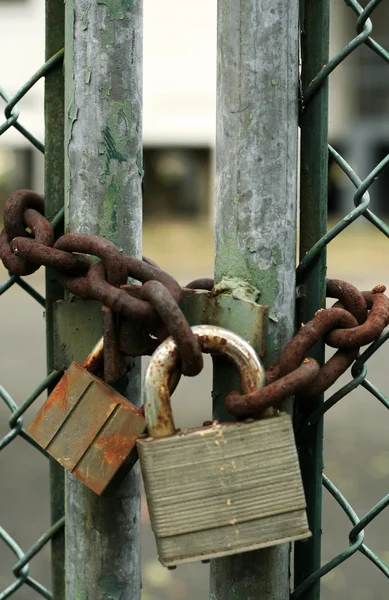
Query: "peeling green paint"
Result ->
[[98, 573, 125, 599], [233, 192, 244, 205], [67, 100, 79, 141], [136, 149, 144, 178], [80, 4, 90, 30], [247, 238, 257, 253], [212, 277, 259, 302], [64, 0, 142, 591], [100, 181, 119, 239], [99, 101, 132, 183], [82, 38, 88, 58], [100, 82, 112, 100], [100, 26, 116, 48], [97, 0, 134, 20], [64, 0, 76, 226], [215, 236, 251, 282], [100, 126, 126, 180], [75, 572, 89, 600], [215, 236, 281, 353]]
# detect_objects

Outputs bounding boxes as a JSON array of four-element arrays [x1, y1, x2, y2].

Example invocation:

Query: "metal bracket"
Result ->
[[53, 299, 103, 369], [53, 288, 268, 371], [118, 286, 268, 358]]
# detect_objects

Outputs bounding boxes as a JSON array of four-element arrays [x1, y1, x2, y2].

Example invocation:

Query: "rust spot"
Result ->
[[372, 284, 386, 294], [29, 371, 70, 435], [48, 373, 70, 411], [82, 338, 104, 375], [96, 430, 136, 466]]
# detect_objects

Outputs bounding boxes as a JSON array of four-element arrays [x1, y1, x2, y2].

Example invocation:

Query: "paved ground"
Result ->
[[0, 220, 388, 599]]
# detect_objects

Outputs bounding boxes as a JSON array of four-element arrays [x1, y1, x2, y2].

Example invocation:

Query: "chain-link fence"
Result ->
[[0, 48, 64, 599], [1, 0, 389, 598], [293, 1, 389, 598]]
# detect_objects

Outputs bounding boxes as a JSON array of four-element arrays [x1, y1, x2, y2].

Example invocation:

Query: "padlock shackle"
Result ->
[[144, 325, 266, 438], [81, 336, 104, 374]]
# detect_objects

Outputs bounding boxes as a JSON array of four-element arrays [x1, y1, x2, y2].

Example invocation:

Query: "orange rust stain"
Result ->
[[48, 374, 70, 411], [96, 431, 136, 466], [30, 374, 70, 432]]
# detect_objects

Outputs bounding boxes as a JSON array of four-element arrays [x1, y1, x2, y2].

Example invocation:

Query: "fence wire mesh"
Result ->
[[0, 0, 388, 598], [0, 49, 64, 599]]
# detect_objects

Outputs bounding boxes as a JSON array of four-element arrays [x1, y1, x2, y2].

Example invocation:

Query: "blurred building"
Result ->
[[0, 0, 388, 219], [328, 1, 389, 218]]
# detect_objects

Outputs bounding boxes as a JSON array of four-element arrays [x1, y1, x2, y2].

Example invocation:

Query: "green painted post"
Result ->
[[212, 1, 300, 598], [45, 0, 65, 597], [64, 0, 143, 597], [294, 1, 330, 598]]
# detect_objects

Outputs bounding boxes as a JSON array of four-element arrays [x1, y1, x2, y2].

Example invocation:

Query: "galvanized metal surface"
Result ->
[[64, 0, 143, 596], [138, 414, 310, 567], [213, 0, 300, 597], [28, 363, 146, 496]]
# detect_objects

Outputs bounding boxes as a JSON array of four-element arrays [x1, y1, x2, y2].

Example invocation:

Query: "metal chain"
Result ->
[[0, 189, 204, 376], [1, 189, 389, 414], [226, 281, 389, 417]]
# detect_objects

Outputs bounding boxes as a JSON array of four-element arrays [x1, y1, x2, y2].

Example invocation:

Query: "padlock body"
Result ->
[[137, 413, 310, 566], [28, 362, 146, 495]]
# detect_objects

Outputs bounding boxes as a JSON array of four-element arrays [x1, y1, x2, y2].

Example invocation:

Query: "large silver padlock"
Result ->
[[137, 324, 311, 567]]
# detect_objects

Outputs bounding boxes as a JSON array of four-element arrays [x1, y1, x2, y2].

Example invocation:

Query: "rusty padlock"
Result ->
[[28, 337, 146, 496], [137, 324, 311, 567]]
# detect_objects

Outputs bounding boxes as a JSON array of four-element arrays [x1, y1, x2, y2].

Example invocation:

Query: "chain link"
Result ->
[[1, 189, 389, 415], [226, 281, 389, 417], [0, 189, 204, 377]]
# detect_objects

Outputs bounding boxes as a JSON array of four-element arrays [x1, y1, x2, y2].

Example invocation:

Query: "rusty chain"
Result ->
[[1, 189, 389, 417], [0, 190, 204, 377], [226, 281, 389, 417]]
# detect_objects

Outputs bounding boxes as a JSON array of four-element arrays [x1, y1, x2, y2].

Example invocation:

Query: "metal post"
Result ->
[[294, 2, 329, 598], [45, 0, 65, 597], [64, 1, 143, 598], [212, 1, 299, 598]]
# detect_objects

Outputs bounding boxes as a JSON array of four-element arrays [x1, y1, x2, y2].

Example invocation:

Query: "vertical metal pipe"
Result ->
[[45, 1, 65, 597], [64, 1, 143, 598], [212, 1, 299, 598], [294, 2, 330, 598]]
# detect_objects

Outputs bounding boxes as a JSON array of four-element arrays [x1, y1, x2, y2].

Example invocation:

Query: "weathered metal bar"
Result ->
[[212, 1, 300, 598], [294, 1, 330, 598], [45, 0, 65, 596], [64, 0, 143, 597]]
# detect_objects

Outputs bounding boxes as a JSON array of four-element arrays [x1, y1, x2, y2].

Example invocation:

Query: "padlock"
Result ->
[[28, 336, 146, 496], [137, 324, 311, 567]]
